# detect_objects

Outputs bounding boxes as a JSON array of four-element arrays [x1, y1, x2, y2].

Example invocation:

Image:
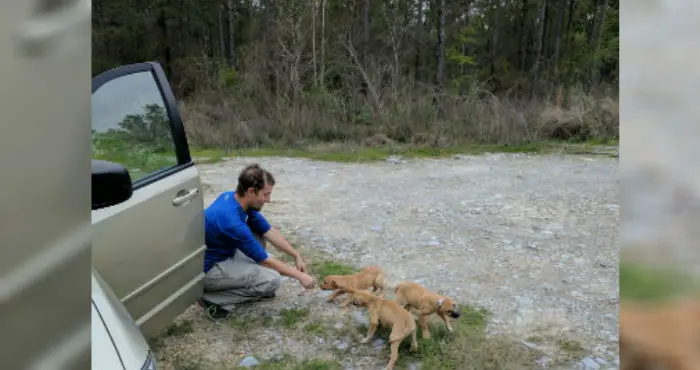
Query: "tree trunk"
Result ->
[[312, 0, 317, 85], [462, 0, 472, 77], [218, 4, 226, 62], [264, 0, 271, 33], [588, 0, 608, 87], [227, 0, 237, 70], [364, 0, 370, 68], [542, 0, 552, 68], [414, 0, 423, 82], [490, 3, 500, 81], [320, 0, 326, 87], [532, 0, 547, 73], [518, 0, 529, 71], [436, 0, 445, 89], [158, 8, 172, 78], [563, 0, 578, 61], [552, 0, 567, 75]]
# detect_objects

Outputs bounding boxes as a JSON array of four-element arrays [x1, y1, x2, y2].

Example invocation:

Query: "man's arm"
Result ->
[[247, 211, 300, 259], [263, 227, 300, 259], [260, 257, 305, 279], [220, 223, 270, 263], [222, 223, 306, 280]]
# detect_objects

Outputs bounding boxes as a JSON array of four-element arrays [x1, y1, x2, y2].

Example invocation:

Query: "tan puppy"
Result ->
[[345, 287, 418, 370], [394, 281, 461, 339], [620, 297, 700, 370], [319, 265, 388, 307]]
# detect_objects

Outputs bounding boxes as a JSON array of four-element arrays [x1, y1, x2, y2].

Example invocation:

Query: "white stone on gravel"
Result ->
[[239, 356, 260, 367], [580, 356, 602, 369], [333, 338, 350, 351]]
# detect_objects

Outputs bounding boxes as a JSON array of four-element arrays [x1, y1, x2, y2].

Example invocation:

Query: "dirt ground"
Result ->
[[153, 152, 619, 370]]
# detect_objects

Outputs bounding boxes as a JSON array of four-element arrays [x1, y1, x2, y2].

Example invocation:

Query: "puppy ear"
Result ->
[[330, 280, 338, 289]]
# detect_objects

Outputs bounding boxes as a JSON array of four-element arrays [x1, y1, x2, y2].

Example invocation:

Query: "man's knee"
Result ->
[[257, 269, 281, 296]]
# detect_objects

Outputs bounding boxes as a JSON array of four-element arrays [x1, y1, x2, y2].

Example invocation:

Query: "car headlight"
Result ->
[[141, 351, 157, 370]]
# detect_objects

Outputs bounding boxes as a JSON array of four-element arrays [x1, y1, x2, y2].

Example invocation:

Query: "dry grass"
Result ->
[[179, 83, 618, 151]]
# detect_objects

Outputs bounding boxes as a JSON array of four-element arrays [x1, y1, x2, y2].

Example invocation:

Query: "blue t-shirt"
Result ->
[[203, 191, 271, 273]]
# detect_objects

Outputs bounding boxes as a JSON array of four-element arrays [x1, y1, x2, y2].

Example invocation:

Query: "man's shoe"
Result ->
[[198, 299, 230, 320]]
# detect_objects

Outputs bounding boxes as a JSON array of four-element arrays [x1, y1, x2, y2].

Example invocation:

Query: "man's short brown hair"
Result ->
[[235, 163, 275, 196]]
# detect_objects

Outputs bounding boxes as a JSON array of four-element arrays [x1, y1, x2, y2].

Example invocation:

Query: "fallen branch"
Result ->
[[344, 40, 384, 115]]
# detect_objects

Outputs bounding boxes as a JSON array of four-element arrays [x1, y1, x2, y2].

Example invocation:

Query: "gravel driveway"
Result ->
[[194, 152, 619, 367]]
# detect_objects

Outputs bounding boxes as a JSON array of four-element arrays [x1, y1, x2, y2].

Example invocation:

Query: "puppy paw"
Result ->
[[447, 326, 454, 333]]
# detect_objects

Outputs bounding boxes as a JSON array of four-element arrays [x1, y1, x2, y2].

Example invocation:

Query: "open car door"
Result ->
[[91, 62, 206, 338]]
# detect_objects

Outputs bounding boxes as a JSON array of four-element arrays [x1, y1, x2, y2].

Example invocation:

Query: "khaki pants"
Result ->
[[201, 234, 281, 311]]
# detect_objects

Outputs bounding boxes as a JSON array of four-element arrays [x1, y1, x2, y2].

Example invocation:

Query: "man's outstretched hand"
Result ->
[[298, 272, 316, 290], [295, 255, 308, 273], [261, 256, 315, 289]]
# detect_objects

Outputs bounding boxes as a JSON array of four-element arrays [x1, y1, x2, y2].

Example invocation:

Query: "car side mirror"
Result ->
[[92, 159, 133, 210]]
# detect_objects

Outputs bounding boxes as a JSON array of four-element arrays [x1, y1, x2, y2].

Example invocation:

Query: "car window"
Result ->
[[91, 70, 177, 183]]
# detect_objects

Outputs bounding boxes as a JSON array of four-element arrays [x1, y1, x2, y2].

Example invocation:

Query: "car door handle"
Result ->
[[172, 188, 199, 206]]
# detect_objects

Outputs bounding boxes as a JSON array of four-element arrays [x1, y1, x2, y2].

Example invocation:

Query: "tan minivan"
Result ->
[[1, 0, 91, 368], [91, 61, 207, 369]]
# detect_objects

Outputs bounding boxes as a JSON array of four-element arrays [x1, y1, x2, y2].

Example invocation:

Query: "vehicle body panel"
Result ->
[[92, 270, 149, 370], [91, 305, 127, 370], [91, 62, 205, 338], [92, 168, 206, 337], [0, 0, 91, 368]]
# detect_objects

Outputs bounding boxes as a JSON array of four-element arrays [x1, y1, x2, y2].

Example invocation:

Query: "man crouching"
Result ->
[[199, 164, 316, 320]]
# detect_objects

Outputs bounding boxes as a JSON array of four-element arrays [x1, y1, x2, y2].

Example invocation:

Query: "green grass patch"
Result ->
[[178, 354, 342, 370], [525, 335, 544, 344], [555, 338, 586, 360], [161, 319, 194, 337], [186, 142, 549, 164], [94, 139, 616, 177], [167, 352, 207, 370], [520, 334, 587, 366], [147, 319, 195, 351], [182, 140, 618, 165], [226, 312, 274, 335], [619, 261, 698, 302], [311, 260, 359, 281], [254, 355, 342, 370], [581, 137, 618, 146], [279, 308, 310, 328], [349, 304, 549, 370], [93, 148, 176, 181], [303, 320, 327, 335]]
